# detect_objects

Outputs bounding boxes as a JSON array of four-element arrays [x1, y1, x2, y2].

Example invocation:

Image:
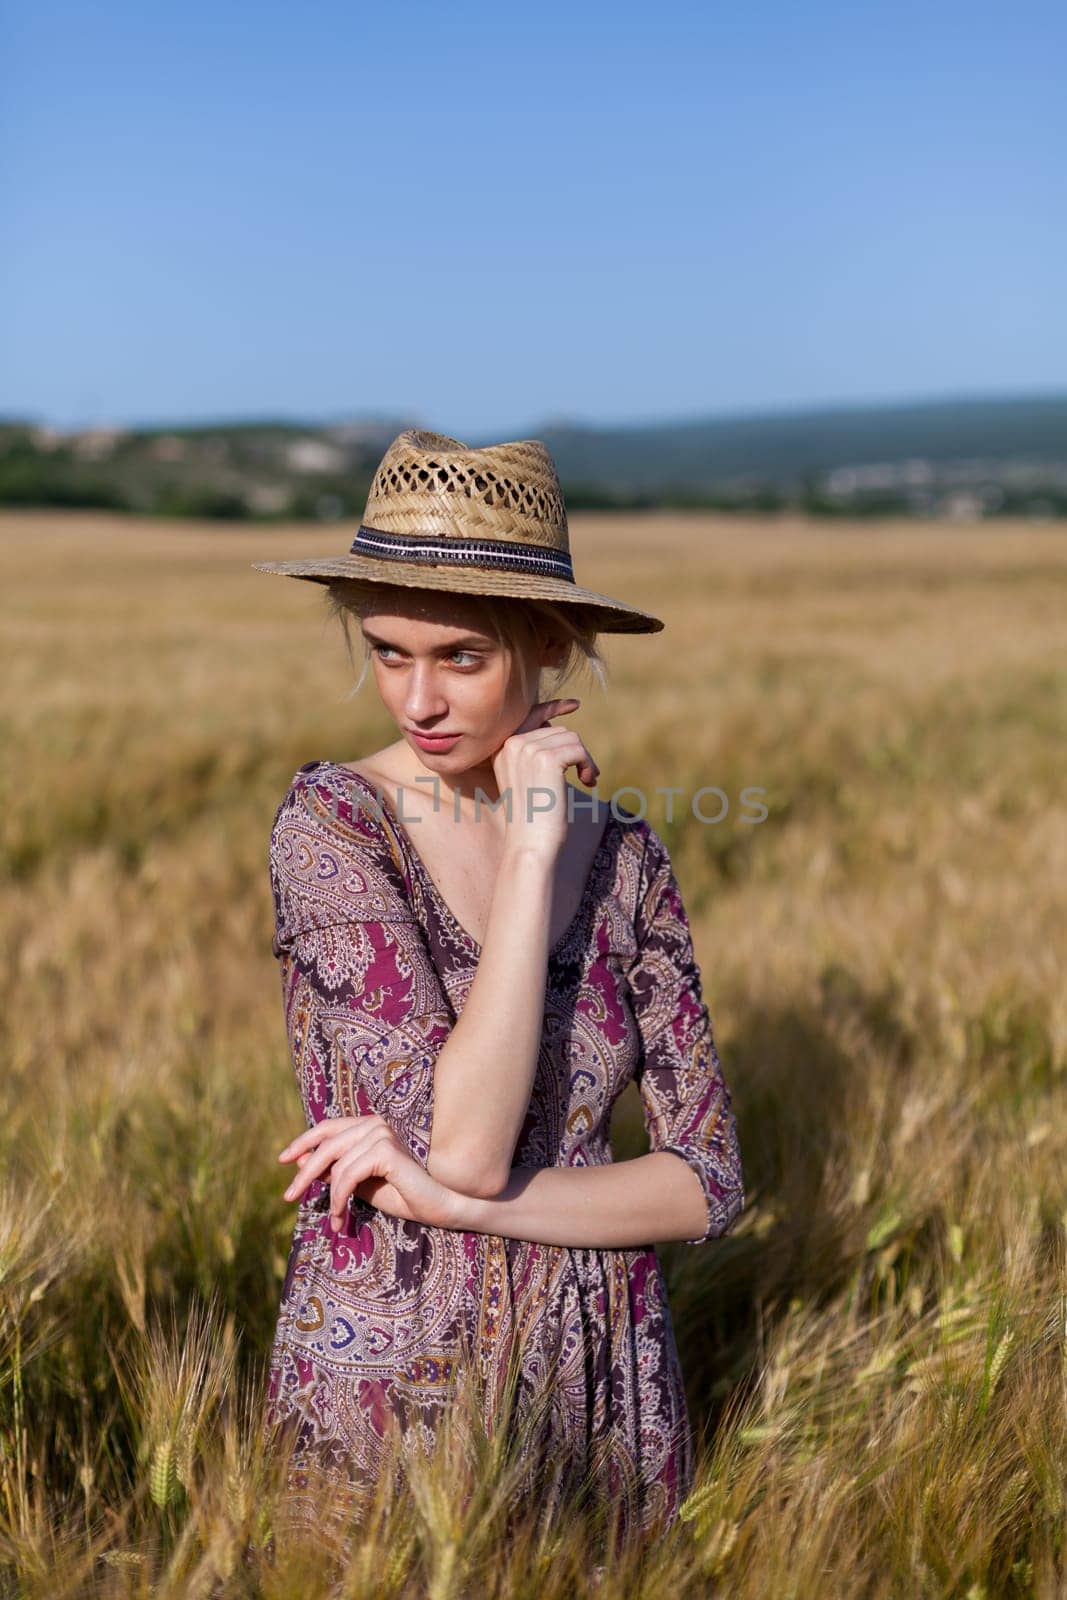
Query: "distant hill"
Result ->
[[512, 394, 1067, 494], [2, 392, 1065, 520]]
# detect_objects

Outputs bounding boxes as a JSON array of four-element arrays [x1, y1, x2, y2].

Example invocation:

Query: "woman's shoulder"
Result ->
[[269, 759, 416, 934], [274, 758, 398, 841], [605, 798, 671, 877], [587, 798, 677, 951]]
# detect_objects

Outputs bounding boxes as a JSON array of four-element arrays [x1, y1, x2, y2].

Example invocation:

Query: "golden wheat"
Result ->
[[0, 507, 1064, 1595]]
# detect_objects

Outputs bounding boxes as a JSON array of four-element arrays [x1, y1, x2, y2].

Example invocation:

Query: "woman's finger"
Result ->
[[506, 729, 600, 785], [282, 1151, 337, 1202], [509, 723, 599, 762], [283, 1123, 374, 1200], [329, 1134, 394, 1232], [278, 1117, 358, 1162], [513, 725, 587, 748], [514, 731, 601, 788], [510, 697, 580, 738], [283, 1143, 349, 1201], [283, 1125, 354, 1177]]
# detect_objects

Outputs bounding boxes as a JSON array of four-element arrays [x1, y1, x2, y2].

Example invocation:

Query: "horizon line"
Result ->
[[3, 382, 1067, 439]]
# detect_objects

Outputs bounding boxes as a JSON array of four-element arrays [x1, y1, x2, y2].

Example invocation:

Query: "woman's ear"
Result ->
[[539, 633, 568, 671]]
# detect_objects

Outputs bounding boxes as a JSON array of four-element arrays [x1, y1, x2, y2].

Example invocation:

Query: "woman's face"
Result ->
[[361, 594, 564, 772]]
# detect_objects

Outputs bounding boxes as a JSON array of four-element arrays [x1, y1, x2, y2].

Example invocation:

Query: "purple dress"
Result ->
[[262, 759, 744, 1543]]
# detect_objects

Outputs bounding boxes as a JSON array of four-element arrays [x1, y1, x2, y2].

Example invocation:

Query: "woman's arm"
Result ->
[[439, 1151, 711, 1248], [426, 820, 740, 1248], [623, 826, 745, 1244], [416, 708, 601, 1200], [424, 843, 559, 1198]]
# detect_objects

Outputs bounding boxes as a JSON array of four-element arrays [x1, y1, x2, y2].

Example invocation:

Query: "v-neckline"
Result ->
[[322, 761, 617, 963]]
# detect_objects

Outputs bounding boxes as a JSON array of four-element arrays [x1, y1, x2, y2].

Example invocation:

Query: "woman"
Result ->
[[251, 430, 745, 1551]]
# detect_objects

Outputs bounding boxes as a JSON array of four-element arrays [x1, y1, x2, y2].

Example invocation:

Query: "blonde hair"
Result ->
[[321, 580, 609, 705]]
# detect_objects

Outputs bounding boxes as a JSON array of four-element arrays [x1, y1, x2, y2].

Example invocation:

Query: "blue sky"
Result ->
[[5, 0, 1064, 436]]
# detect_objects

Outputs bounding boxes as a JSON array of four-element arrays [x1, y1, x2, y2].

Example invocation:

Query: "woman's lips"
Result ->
[[410, 729, 461, 749]]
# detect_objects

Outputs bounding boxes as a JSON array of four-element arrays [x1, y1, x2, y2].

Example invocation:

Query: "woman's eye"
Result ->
[[372, 645, 479, 668]]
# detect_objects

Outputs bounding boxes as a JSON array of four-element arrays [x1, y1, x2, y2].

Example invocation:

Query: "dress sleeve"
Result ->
[[626, 824, 745, 1244], [268, 764, 455, 1171]]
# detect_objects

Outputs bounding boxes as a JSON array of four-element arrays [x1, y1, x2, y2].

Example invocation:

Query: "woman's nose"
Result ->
[[404, 669, 448, 719]]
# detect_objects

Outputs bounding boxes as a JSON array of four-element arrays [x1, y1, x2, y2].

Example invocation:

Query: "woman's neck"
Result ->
[[386, 741, 508, 817]]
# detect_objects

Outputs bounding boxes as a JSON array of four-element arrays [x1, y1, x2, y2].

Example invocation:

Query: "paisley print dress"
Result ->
[[262, 759, 744, 1544]]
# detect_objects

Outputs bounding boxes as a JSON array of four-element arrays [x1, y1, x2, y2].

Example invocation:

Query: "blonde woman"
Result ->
[[252, 431, 744, 1550]]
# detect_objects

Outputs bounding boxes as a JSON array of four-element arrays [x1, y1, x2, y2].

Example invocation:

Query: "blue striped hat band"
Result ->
[[349, 523, 576, 583]]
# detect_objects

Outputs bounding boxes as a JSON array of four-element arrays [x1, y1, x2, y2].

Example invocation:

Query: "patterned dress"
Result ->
[[262, 759, 744, 1545]]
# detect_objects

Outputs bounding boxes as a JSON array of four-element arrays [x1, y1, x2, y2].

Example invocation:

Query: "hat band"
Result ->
[[350, 523, 575, 582]]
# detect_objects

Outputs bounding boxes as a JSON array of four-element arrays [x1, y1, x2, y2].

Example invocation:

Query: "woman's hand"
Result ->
[[491, 696, 601, 860], [279, 1116, 461, 1233]]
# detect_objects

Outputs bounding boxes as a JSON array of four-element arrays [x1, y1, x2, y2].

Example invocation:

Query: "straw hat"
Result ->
[[251, 428, 663, 634]]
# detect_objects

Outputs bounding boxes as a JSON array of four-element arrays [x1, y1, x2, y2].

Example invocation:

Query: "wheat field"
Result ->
[[2, 508, 1066, 1596]]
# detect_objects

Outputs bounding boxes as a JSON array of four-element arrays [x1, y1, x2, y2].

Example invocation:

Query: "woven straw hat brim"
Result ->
[[250, 554, 664, 634]]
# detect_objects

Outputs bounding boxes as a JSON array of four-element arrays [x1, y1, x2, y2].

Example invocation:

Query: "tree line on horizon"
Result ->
[[2, 395, 1066, 521]]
